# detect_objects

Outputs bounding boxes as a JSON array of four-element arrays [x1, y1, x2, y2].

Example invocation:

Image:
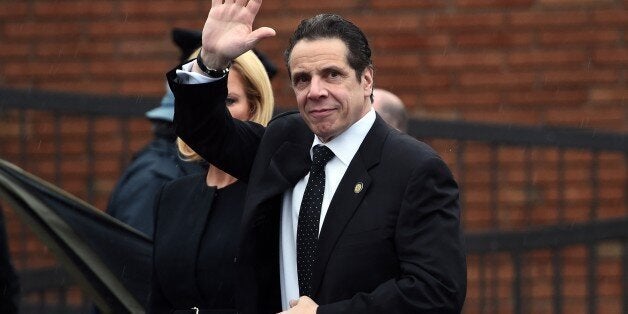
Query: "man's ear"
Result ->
[[362, 66, 374, 97]]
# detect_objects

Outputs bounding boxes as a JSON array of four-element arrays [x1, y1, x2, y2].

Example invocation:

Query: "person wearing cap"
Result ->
[[106, 83, 206, 237]]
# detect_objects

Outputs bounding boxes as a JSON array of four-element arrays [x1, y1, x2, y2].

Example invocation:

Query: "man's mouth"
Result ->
[[309, 108, 335, 119]]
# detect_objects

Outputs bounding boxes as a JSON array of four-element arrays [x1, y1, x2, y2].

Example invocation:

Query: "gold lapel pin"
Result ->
[[354, 182, 363, 194]]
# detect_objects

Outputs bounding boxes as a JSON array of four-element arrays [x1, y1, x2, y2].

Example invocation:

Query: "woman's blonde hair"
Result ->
[[177, 49, 275, 161]]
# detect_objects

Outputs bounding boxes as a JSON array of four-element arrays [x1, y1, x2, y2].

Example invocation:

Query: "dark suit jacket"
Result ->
[[150, 173, 241, 313], [150, 173, 217, 311], [168, 70, 466, 313]]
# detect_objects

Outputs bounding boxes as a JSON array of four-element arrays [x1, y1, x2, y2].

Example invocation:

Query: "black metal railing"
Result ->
[[466, 217, 628, 314], [409, 118, 627, 314], [0, 87, 626, 313], [1, 87, 159, 313]]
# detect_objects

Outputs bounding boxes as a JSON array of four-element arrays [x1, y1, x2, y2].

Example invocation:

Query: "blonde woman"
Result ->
[[149, 50, 274, 313]]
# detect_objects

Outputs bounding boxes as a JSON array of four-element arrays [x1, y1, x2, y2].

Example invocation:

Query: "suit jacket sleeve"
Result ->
[[318, 156, 466, 314], [166, 67, 265, 182]]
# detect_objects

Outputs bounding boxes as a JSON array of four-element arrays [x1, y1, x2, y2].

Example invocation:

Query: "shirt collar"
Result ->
[[310, 108, 376, 166]]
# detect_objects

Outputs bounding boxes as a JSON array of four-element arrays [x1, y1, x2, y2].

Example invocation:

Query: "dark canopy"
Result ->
[[0, 159, 152, 313]]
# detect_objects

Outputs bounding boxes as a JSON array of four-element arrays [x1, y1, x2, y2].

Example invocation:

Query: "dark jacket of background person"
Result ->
[[107, 120, 205, 237], [149, 174, 243, 313], [0, 204, 20, 314]]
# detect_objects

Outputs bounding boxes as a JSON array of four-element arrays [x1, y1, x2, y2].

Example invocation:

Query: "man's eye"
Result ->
[[326, 70, 343, 81], [293, 75, 309, 86]]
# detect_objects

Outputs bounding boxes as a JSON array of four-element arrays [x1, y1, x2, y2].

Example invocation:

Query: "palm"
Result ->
[[202, 0, 275, 62]]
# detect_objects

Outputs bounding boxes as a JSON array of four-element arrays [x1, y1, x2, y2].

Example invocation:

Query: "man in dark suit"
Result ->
[[168, 0, 466, 313]]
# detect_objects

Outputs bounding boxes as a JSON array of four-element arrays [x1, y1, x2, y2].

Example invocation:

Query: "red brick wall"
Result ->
[[0, 0, 625, 312], [0, 0, 625, 131]]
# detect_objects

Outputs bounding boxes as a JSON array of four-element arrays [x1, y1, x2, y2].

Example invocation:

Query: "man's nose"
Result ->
[[307, 77, 328, 100]]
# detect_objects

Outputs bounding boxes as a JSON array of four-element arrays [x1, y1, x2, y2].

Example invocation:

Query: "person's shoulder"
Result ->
[[161, 172, 207, 196], [384, 129, 442, 165], [268, 109, 301, 126], [265, 109, 310, 136], [381, 133, 455, 183], [123, 139, 175, 171], [160, 173, 207, 200]]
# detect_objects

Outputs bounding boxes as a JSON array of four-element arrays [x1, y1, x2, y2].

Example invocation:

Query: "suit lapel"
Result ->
[[310, 116, 390, 297], [244, 141, 311, 233], [248, 114, 313, 208]]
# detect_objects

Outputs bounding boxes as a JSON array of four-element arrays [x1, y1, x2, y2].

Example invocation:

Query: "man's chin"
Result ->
[[311, 126, 342, 143], [311, 127, 333, 143]]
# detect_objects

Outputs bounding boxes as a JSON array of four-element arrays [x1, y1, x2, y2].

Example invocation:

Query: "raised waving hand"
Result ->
[[197, 0, 276, 71]]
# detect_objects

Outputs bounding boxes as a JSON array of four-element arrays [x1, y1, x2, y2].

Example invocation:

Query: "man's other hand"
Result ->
[[278, 296, 319, 314]]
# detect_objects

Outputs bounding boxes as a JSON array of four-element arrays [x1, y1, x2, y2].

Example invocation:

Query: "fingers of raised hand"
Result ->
[[214, 0, 259, 8], [247, 26, 276, 45], [245, 0, 263, 14]]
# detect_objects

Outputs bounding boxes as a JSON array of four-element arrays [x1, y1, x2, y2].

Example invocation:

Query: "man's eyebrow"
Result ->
[[291, 64, 347, 78], [325, 66, 343, 71], [291, 71, 309, 79]]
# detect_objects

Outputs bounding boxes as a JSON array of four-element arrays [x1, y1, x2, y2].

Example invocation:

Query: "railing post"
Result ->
[[54, 111, 62, 186], [552, 247, 563, 314], [489, 144, 500, 312], [513, 251, 522, 314], [623, 239, 628, 314], [86, 116, 95, 204]]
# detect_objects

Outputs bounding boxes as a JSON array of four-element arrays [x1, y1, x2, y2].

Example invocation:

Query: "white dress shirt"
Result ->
[[175, 61, 218, 84], [279, 109, 375, 310], [174, 64, 376, 310]]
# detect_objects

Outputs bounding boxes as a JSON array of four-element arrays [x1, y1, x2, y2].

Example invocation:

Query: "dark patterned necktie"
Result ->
[[297, 144, 335, 296]]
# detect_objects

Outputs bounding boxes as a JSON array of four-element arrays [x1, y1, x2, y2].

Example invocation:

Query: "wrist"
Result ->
[[196, 50, 231, 78]]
